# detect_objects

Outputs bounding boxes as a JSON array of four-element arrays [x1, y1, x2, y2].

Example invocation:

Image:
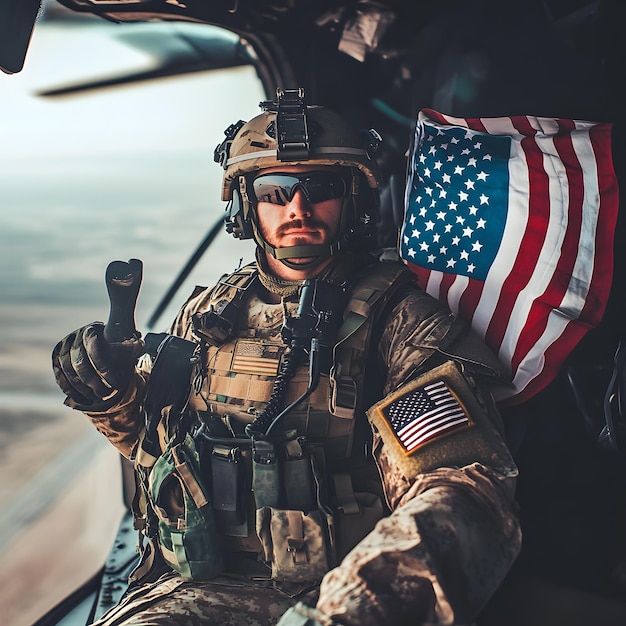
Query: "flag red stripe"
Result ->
[[407, 263, 432, 292], [457, 277, 487, 329], [438, 272, 457, 305], [484, 116, 548, 352], [425, 109, 455, 126], [464, 117, 488, 133], [426, 110, 489, 134], [510, 119, 583, 374]]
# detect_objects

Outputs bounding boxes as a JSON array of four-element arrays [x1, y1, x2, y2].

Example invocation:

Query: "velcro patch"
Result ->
[[368, 360, 518, 478], [231, 339, 282, 376], [381, 379, 471, 453]]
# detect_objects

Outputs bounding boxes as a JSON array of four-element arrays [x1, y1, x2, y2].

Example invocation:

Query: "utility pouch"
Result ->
[[255, 507, 331, 583], [141, 334, 197, 460], [211, 444, 247, 528], [148, 433, 224, 581]]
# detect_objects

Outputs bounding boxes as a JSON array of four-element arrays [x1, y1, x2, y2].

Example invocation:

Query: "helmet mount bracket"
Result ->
[[261, 88, 310, 161]]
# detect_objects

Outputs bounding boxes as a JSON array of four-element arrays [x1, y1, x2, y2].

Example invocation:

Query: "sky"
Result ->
[[0, 8, 261, 357]]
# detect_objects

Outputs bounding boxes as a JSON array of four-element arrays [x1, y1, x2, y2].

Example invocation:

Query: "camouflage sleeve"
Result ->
[[317, 465, 520, 625], [377, 286, 508, 395], [316, 287, 521, 625]]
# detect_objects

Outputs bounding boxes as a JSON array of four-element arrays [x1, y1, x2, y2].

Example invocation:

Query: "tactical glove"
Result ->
[[277, 602, 340, 626], [52, 322, 144, 410]]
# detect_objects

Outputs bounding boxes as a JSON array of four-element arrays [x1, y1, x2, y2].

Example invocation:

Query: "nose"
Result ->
[[287, 189, 312, 219]]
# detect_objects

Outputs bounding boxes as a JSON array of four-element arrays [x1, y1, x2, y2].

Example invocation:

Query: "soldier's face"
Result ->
[[254, 165, 344, 278]]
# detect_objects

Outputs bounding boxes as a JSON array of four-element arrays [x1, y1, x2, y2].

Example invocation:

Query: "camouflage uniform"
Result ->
[[88, 573, 312, 626], [79, 252, 520, 626]]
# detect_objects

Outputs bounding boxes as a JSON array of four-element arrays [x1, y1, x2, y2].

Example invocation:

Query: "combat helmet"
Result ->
[[214, 88, 382, 269]]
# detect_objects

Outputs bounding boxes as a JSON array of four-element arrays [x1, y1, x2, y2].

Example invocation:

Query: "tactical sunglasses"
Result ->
[[250, 170, 350, 206]]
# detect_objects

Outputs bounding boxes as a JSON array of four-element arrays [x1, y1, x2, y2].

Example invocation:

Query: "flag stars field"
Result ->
[[401, 122, 505, 280]]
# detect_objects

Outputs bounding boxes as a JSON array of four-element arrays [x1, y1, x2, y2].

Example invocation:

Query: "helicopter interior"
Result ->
[[3, 1, 626, 625]]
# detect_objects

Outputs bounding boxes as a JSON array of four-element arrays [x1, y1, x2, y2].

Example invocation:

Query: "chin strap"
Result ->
[[265, 238, 348, 270]]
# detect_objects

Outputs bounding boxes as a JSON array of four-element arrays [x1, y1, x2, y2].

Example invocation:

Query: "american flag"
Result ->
[[400, 109, 618, 404], [384, 380, 470, 452], [231, 340, 281, 376]]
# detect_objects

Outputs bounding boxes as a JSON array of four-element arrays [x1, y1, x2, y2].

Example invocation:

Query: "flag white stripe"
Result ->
[[432, 393, 454, 403], [439, 112, 469, 128], [425, 380, 451, 396], [471, 118, 530, 339], [447, 274, 469, 316], [495, 313, 562, 401], [397, 398, 462, 438], [425, 269, 444, 298], [566, 124, 601, 316], [402, 411, 467, 448], [405, 417, 469, 451], [499, 131, 570, 365], [424, 381, 446, 391], [530, 116, 561, 136]]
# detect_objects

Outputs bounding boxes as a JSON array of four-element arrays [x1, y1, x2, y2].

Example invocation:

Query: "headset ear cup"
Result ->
[[225, 188, 254, 240]]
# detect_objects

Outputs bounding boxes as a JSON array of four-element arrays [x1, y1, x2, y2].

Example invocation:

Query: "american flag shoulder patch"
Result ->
[[376, 375, 472, 454], [367, 361, 517, 477]]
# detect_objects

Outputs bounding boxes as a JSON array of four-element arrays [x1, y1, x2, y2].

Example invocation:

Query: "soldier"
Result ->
[[52, 89, 521, 626]]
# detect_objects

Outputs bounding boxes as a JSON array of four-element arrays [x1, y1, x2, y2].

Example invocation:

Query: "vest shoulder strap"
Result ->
[[187, 263, 260, 346], [337, 262, 414, 344], [209, 263, 258, 301], [330, 262, 416, 418]]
